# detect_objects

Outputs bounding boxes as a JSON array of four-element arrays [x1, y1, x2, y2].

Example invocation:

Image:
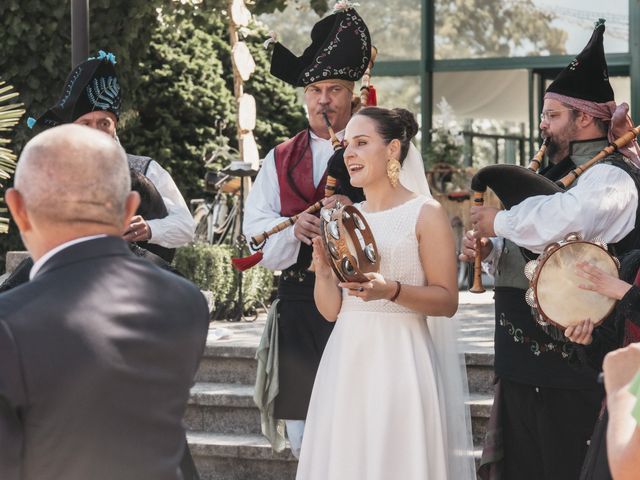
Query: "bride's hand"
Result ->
[[339, 272, 396, 302], [312, 237, 334, 280]]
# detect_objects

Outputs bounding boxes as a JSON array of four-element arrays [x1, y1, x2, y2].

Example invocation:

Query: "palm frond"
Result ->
[[0, 79, 23, 234]]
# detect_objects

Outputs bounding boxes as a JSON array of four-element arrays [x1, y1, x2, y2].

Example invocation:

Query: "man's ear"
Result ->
[[578, 111, 596, 129], [123, 191, 141, 227], [5, 188, 31, 233]]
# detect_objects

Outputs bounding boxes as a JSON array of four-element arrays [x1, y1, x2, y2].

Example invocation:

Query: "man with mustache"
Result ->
[[243, 6, 371, 457], [462, 20, 640, 480]]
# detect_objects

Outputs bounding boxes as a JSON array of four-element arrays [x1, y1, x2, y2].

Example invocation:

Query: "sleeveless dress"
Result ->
[[296, 195, 451, 480]]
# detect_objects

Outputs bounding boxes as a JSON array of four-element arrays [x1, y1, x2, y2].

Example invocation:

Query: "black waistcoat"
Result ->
[[127, 154, 176, 263]]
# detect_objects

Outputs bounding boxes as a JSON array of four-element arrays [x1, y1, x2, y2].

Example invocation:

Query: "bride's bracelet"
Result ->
[[389, 281, 402, 302]]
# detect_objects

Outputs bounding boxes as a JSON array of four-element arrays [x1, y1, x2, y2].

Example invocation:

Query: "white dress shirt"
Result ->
[[492, 163, 638, 254], [243, 129, 344, 271], [144, 160, 195, 248]]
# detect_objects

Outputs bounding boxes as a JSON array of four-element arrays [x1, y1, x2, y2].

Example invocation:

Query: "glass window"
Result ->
[[433, 70, 530, 167], [258, 1, 421, 62], [370, 76, 422, 147], [435, 0, 628, 60]]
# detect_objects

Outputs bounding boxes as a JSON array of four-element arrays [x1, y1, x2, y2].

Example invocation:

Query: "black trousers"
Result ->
[[179, 438, 200, 480], [274, 273, 334, 420], [579, 408, 612, 480], [501, 378, 603, 480]]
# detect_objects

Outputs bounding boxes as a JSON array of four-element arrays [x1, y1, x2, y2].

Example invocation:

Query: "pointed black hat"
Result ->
[[270, 7, 371, 88], [546, 19, 614, 103], [28, 51, 121, 130]]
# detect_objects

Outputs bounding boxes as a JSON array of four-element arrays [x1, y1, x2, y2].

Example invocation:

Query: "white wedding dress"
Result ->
[[296, 195, 475, 480]]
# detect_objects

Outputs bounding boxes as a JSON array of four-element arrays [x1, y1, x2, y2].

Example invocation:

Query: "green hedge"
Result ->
[[174, 243, 273, 315]]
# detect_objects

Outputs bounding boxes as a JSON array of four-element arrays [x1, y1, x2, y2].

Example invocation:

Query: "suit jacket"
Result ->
[[0, 236, 209, 480]]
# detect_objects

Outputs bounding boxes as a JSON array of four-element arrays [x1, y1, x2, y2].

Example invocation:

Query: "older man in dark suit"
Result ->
[[0, 124, 209, 480]]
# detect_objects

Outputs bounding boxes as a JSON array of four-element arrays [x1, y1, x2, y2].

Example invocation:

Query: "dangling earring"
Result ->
[[386, 157, 401, 188]]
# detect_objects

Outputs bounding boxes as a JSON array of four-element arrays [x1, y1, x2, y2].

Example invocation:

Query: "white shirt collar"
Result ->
[[29, 234, 108, 280], [309, 128, 345, 142]]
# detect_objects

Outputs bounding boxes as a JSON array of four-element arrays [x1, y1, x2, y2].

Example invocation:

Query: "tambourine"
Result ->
[[320, 204, 380, 283], [524, 233, 620, 330]]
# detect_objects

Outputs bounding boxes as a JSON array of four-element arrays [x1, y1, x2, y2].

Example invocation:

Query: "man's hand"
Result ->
[[564, 319, 594, 345], [458, 229, 493, 263], [603, 343, 640, 396], [470, 206, 499, 238], [123, 215, 152, 242], [294, 212, 321, 245], [322, 194, 353, 210]]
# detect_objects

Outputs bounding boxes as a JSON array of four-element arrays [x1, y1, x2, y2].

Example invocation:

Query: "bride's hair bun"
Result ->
[[391, 108, 419, 141], [355, 107, 419, 163]]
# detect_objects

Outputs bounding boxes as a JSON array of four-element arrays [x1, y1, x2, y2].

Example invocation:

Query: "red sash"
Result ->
[[275, 130, 327, 217]]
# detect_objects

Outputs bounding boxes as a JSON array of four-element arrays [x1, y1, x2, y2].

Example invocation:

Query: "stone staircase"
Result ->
[[186, 292, 496, 480]]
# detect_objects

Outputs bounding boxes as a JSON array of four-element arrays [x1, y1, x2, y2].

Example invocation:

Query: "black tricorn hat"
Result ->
[[28, 51, 121, 130], [546, 19, 614, 103], [270, 7, 371, 88]]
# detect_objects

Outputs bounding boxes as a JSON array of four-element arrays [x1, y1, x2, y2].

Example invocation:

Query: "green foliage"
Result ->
[[424, 98, 464, 168], [257, 0, 567, 63], [118, 8, 237, 200], [0, 0, 168, 151], [0, 0, 320, 262], [174, 243, 274, 313], [119, 6, 306, 201], [424, 128, 464, 169], [0, 0, 168, 258], [250, 0, 329, 15]]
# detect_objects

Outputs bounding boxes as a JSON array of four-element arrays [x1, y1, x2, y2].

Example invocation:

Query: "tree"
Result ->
[[435, 0, 568, 59], [119, 6, 306, 200], [0, 0, 308, 261], [255, 0, 567, 62]]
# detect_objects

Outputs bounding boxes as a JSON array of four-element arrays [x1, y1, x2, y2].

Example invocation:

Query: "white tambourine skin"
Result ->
[[531, 240, 618, 329]]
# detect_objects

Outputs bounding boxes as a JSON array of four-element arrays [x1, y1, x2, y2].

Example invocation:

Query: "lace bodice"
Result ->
[[341, 195, 429, 314]]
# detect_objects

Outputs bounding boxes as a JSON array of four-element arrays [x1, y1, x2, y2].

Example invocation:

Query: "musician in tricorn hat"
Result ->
[[244, 3, 372, 456], [462, 20, 640, 480], [27, 50, 195, 263]]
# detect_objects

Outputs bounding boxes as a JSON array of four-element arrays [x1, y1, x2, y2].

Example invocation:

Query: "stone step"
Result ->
[[467, 392, 493, 446], [188, 431, 484, 480], [195, 345, 257, 385], [188, 432, 297, 480], [185, 383, 259, 434], [195, 344, 495, 395], [185, 382, 493, 443], [465, 351, 495, 395]]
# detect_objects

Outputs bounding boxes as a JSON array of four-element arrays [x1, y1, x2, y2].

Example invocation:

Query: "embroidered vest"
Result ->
[[275, 130, 327, 217]]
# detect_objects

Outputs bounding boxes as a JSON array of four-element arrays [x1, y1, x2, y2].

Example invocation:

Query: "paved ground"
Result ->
[[209, 290, 496, 354]]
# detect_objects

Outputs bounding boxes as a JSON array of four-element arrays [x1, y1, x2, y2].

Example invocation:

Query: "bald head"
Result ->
[[15, 124, 131, 227]]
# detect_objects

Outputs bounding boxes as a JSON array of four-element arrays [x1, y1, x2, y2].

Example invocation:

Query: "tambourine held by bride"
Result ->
[[320, 204, 380, 283]]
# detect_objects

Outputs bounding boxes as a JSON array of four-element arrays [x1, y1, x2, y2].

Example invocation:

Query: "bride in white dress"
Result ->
[[296, 107, 475, 480]]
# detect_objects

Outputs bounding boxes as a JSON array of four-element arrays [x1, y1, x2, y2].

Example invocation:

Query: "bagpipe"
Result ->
[[468, 125, 640, 330], [232, 47, 378, 271]]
